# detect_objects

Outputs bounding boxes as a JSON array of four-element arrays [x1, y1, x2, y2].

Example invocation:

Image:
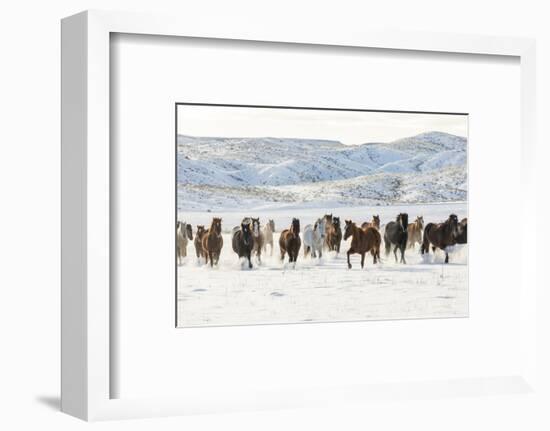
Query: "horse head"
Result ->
[[186, 223, 193, 240], [332, 216, 340, 229], [241, 222, 252, 246], [268, 219, 275, 232], [343, 220, 354, 240], [291, 218, 300, 235], [251, 217, 261, 237], [448, 214, 459, 237], [397, 213, 408, 231], [315, 218, 326, 238], [211, 217, 222, 235], [416, 216, 424, 229], [196, 225, 205, 238], [373, 215, 380, 229]]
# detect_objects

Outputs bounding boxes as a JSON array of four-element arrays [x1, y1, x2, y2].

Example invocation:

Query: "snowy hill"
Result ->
[[177, 132, 467, 211]]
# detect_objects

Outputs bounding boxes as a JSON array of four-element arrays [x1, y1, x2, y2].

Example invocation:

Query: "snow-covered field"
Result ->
[[177, 202, 468, 327]]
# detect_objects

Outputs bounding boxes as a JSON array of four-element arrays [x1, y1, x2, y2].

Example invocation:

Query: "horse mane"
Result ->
[[291, 218, 300, 235]]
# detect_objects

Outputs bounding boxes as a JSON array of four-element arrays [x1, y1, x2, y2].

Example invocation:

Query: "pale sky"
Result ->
[[177, 105, 468, 146]]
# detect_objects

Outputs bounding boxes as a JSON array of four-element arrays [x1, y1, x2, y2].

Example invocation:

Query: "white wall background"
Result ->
[[0, 0, 548, 430]]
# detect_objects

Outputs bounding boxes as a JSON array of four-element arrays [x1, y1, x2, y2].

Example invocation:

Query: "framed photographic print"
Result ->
[[62, 10, 540, 421], [176, 103, 469, 327]]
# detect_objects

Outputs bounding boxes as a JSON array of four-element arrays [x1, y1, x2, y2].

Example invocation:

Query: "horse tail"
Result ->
[[421, 223, 433, 254], [384, 234, 391, 257]]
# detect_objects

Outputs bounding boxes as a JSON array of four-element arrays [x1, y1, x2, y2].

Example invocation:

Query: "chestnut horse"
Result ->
[[361, 215, 380, 230], [407, 216, 424, 249], [202, 217, 223, 267], [421, 214, 459, 263], [343, 220, 381, 269], [326, 216, 342, 253], [279, 218, 301, 266]]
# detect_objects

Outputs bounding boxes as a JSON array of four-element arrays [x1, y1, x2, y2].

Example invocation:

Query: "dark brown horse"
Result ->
[[384, 213, 408, 264], [455, 217, 467, 244], [326, 216, 342, 253], [361, 215, 380, 231], [343, 220, 381, 269], [407, 216, 424, 249], [202, 217, 223, 267], [194, 225, 206, 259], [279, 218, 301, 266], [421, 214, 459, 263], [232, 222, 254, 269]]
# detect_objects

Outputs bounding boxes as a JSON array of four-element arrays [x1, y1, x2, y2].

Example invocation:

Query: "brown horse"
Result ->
[[421, 214, 459, 263], [326, 216, 342, 253], [407, 216, 424, 249], [361, 215, 380, 230], [194, 225, 206, 260], [323, 213, 333, 249], [279, 218, 301, 266], [202, 217, 223, 267], [343, 220, 381, 269]]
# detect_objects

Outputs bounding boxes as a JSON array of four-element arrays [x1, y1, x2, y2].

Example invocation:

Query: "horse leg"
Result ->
[[443, 247, 449, 264], [361, 252, 365, 269], [347, 249, 353, 269], [209, 252, 213, 267], [280, 250, 285, 262], [401, 245, 406, 264], [248, 251, 253, 269], [371, 249, 377, 264], [385, 239, 391, 257], [393, 245, 398, 263]]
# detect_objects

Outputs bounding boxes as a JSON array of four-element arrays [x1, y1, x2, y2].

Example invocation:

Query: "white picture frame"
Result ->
[[61, 9, 538, 421]]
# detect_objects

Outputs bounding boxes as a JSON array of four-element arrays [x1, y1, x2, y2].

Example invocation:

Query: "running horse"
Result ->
[[384, 213, 408, 264], [202, 217, 223, 267], [279, 218, 301, 266], [421, 214, 459, 263], [407, 216, 424, 249], [343, 220, 381, 269]]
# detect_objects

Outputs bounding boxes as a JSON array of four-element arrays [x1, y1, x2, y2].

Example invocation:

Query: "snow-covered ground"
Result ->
[[177, 202, 468, 327]]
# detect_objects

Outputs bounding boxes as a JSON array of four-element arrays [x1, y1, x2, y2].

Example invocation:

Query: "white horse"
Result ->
[[176, 221, 193, 265], [262, 219, 275, 256], [303, 218, 326, 259]]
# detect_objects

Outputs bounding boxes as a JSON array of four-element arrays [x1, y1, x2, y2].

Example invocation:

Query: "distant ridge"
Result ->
[[177, 132, 467, 210]]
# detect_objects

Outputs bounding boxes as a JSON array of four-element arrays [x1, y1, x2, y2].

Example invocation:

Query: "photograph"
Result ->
[[176, 104, 468, 327]]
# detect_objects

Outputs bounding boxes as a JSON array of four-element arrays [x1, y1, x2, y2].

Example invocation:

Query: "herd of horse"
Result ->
[[176, 213, 468, 269]]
